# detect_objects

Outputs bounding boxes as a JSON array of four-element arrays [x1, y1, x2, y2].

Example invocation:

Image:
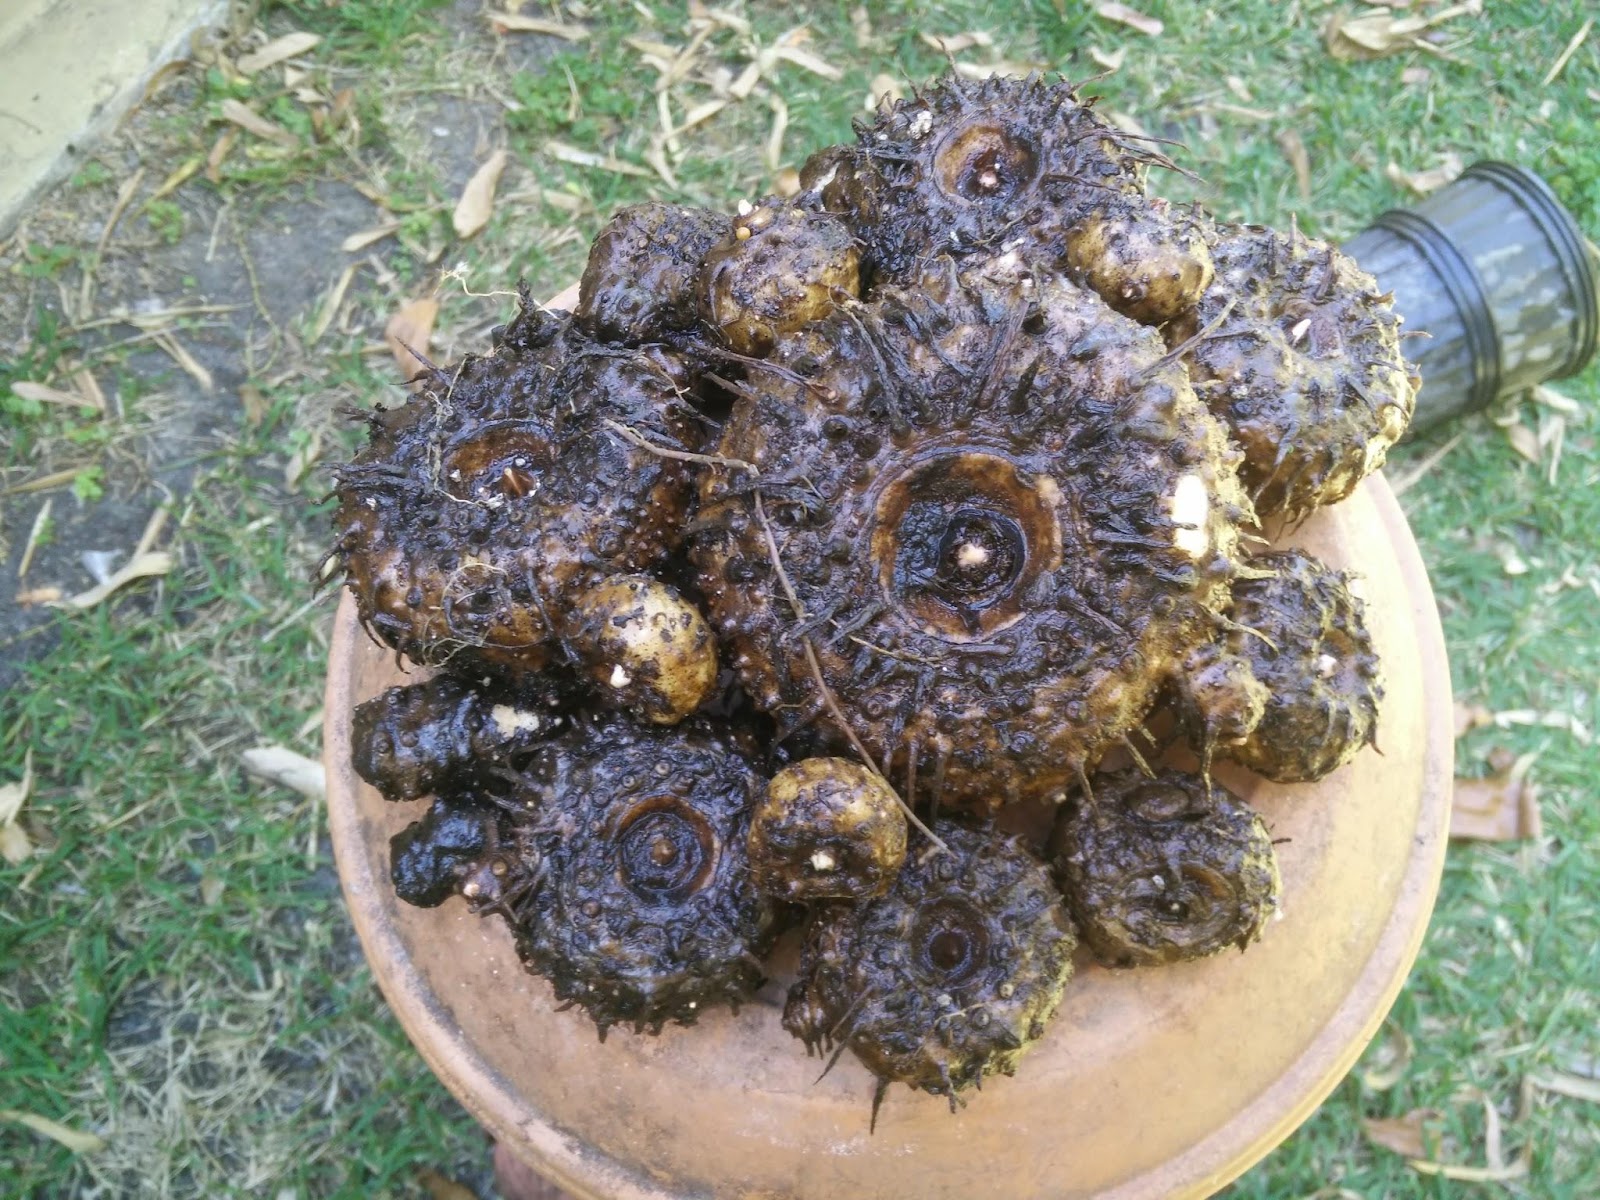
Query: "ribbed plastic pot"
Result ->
[[1344, 161, 1599, 435], [324, 434, 1455, 1197]]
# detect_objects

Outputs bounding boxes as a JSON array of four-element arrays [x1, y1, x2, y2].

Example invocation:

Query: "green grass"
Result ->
[[3, 0, 1598, 1195]]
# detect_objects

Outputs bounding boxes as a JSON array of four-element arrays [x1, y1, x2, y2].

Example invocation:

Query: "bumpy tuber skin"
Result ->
[[329, 297, 701, 674], [804, 74, 1184, 288], [390, 795, 508, 909], [503, 715, 777, 1037], [577, 202, 726, 343], [784, 822, 1075, 1119], [564, 575, 719, 725], [351, 674, 563, 801], [747, 757, 907, 901], [692, 252, 1251, 811], [1049, 768, 1280, 967], [1171, 223, 1418, 520], [1061, 198, 1214, 325], [699, 200, 861, 356], [1199, 549, 1384, 782]]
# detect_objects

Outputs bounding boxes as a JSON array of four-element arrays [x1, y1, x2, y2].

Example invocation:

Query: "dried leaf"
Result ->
[[309, 264, 357, 345], [341, 223, 401, 253], [868, 73, 904, 109], [235, 31, 322, 75], [11, 381, 99, 411], [545, 141, 652, 178], [920, 31, 995, 55], [1363, 1109, 1442, 1159], [1386, 153, 1464, 196], [1361, 1023, 1414, 1091], [1324, 4, 1477, 61], [851, 6, 873, 47], [0, 1109, 106, 1154], [285, 427, 324, 489], [1531, 384, 1581, 416], [219, 99, 299, 148], [953, 59, 1044, 81], [70, 368, 106, 412], [0, 750, 35, 865], [1225, 74, 1254, 102], [1490, 707, 1591, 744], [18, 498, 53, 580], [1452, 701, 1493, 738], [205, 128, 238, 182], [453, 149, 508, 239], [1504, 420, 1542, 464], [772, 43, 843, 80], [49, 552, 174, 612], [485, 13, 589, 40], [386, 298, 440, 380], [153, 331, 215, 393], [1093, 2, 1164, 37], [417, 1168, 481, 1200], [1450, 752, 1540, 841], [241, 745, 326, 800], [1530, 1072, 1600, 1103], [15, 587, 63, 606], [1401, 66, 1433, 86], [1542, 17, 1593, 86], [199, 874, 225, 906], [1276, 128, 1312, 201], [1089, 46, 1128, 72]]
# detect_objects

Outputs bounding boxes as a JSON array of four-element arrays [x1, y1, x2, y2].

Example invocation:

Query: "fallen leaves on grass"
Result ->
[[10, 381, 101, 412], [152, 330, 215, 393], [1276, 128, 1312, 201], [921, 31, 995, 55], [0, 1108, 105, 1154], [1541, 16, 1593, 86], [235, 31, 321, 75], [453, 149, 509, 239], [48, 552, 174, 611], [1089, 46, 1128, 72], [1530, 1072, 1600, 1104], [0, 750, 36, 864], [1324, 3, 1481, 60], [1452, 700, 1493, 738], [485, 12, 589, 40], [1409, 1090, 1530, 1182], [18, 498, 52, 580], [1361, 1022, 1414, 1090], [49, 508, 173, 612], [417, 1168, 482, 1200], [342, 222, 402, 253], [1093, 2, 1164, 37], [385, 298, 440, 379], [219, 99, 299, 148], [1363, 1108, 1441, 1158], [241, 746, 326, 800], [1488, 707, 1591, 744], [1386, 152, 1463, 196], [544, 141, 652, 178], [1450, 750, 1540, 841]]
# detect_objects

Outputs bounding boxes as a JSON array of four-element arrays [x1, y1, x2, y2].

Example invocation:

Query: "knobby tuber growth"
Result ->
[[328, 72, 1414, 1120]]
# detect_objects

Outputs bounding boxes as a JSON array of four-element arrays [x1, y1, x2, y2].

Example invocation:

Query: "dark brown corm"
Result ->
[[692, 252, 1251, 811], [333, 70, 1407, 1112], [1172, 224, 1418, 520], [1049, 768, 1280, 967], [501, 715, 778, 1037], [784, 822, 1074, 1120], [1190, 549, 1384, 782]]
